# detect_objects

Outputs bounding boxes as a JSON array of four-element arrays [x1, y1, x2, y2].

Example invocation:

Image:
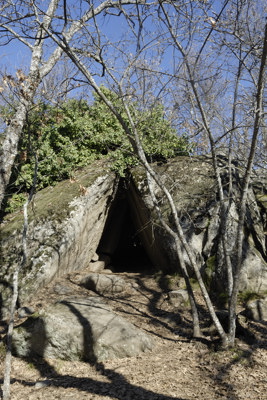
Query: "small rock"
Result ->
[[35, 380, 52, 389], [98, 254, 111, 266], [245, 297, 267, 321], [53, 283, 73, 295], [91, 252, 99, 262], [88, 260, 105, 273], [104, 268, 114, 274], [167, 289, 189, 307], [17, 306, 35, 318], [80, 273, 126, 295]]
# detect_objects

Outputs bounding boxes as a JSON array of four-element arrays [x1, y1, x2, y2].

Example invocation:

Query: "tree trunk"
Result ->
[[146, 172, 201, 337], [0, 96, 36, 208], [2, 197, 29, 400], [228, 20, 267, 346]]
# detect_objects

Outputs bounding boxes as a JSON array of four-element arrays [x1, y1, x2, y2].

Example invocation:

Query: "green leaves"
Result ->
[[5, 89, 191, 212]]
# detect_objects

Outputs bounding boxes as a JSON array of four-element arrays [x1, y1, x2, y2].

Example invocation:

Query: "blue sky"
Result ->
[[1, 0, 266, 153], [0, 0, 214, 75], [0, 0, 136, 75], [0, 41, 32, 74]]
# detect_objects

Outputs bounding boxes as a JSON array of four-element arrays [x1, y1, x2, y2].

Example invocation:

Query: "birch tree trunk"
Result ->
[[0, 0, 145, 208], [1, 197, 29, 400], [0, 0, 60, 208]]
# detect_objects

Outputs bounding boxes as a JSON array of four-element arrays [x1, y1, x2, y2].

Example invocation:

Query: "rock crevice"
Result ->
[[1, 156, 267, 318]]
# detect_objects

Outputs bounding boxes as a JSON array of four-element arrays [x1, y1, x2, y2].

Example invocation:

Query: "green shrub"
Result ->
[[5, 193, 28, 213], [4, 88, 192, 212], [238, 290, 263, 306]]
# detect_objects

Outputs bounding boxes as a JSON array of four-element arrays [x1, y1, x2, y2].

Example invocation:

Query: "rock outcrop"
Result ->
[[77, 273, 126, 295], [0, 160, 118, 316], [1, 155, 267, 318], [12, 296, 154, 362], [129, 156, 267, 294]]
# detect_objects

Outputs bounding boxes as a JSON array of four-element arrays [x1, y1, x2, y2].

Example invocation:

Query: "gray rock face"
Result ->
[[12, 297, 154, 362], [245, 297, 267, 321], [0, 161, 118, 316], [1, 155, 266, 317], [130, 156, 267, 294]]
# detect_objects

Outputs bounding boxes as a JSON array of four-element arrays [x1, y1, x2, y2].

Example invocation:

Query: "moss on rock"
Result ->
[[1, 158, 110, 239], [0, 159, 116, 315]]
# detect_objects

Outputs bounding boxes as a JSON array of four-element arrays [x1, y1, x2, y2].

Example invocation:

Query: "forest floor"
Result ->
[[1, 269, 267, 400]]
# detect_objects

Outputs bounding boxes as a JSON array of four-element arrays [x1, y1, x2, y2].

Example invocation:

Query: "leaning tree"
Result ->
[[0, 0, 153, 209], [42, 0, 267, 347], [1, 10, 267, 398]]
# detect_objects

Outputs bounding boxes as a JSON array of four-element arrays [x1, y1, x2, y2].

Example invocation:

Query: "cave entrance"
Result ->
[[97, 179, 154, 273]]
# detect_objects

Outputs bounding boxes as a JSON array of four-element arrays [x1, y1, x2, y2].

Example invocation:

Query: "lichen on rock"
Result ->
[[0, 159, 118, 316]]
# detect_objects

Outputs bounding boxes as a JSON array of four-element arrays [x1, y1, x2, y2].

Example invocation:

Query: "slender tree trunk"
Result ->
[[2, 198, 29, 400], [0, 0, 60, 208], [159, 1, 236, 309], [146, 172, 201, 337], [174, 238, 202, 338], [228, 20, 267, 346], [122, 102, 228, 343], [0, 82, 41, 209], [1, 266, 19, 400]]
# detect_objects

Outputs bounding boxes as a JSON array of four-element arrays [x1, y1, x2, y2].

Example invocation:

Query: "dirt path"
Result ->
[[1, 271, 267, 400]]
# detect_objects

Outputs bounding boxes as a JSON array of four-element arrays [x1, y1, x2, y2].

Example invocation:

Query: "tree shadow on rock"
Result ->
[[14, 315, 58, 379], [60, 299, 97, 363], [11, 297, 98, 380], [100, 285, 183, 342]]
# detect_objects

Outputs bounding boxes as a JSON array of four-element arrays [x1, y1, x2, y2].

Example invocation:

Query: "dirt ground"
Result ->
[[1, 270, 267, 400]]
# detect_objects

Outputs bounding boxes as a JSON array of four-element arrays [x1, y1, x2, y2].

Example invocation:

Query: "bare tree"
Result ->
[[0, 0, 60, 208], [43, 0, 267, 347], [0, 0, 149, 209], [1, 0, 266, 354], [2, 196, 29, 400], [157, 0, 267, 346]]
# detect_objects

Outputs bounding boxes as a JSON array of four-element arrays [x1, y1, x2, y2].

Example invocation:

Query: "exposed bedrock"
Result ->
[[1, 156, 267, 316]]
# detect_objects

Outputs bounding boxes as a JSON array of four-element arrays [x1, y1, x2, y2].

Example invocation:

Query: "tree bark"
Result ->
[[0, 0, 60, 208], [0, 0, 145, 208], [2, 197, 29, 400], [228, 20, 267, 346]]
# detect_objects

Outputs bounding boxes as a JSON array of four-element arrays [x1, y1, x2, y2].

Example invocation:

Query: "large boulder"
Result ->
[[12, 296, 154, 362], [129, 156, 217, 272], [0, 160, 118, 316], [129, 156, 267, 294], [1, 155, 266, 316]]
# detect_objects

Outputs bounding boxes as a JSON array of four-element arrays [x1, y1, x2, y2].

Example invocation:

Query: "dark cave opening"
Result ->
[[111, 206, 153, 272], [97, 180, 154, 273]]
